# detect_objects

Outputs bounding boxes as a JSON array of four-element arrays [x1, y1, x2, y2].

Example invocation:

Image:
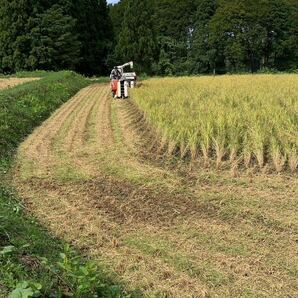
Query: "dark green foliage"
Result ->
[[0, 0, 32, 73], [151, 0, 195, 75], [209, 0, 298, 73], [0, 71, 89, 157], [115, 0, 157, 74], [153, 0, 195, 42], [0, 0, 297, 75], [28, 4, 81, 71], [70, 0, 113, 75], [189, 0, 217, 74], [110, 0, 298, 74], [0, 0, 113, 75]]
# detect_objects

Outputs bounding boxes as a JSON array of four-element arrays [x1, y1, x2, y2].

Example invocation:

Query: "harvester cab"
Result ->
[[110, 61, 136, 99]]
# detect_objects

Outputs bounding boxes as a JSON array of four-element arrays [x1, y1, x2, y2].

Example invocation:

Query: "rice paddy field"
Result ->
[[132, 75, 298, 172], [2, 73, 298, 297]]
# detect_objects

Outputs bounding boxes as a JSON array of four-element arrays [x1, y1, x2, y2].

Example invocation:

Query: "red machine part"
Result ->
[[111, 80, 118, 93]]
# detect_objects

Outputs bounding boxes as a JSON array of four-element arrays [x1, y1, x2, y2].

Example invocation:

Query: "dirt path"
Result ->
[[14, 84, 298, 297], [0, 78, 39, 90]]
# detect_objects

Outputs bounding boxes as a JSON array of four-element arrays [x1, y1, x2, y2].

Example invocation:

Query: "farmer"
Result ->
[[110, 66, 122, 80], [110, 66, 122, 98]]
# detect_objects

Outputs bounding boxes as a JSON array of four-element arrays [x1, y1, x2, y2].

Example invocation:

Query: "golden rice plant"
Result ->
[[132, 75, 298, 172]]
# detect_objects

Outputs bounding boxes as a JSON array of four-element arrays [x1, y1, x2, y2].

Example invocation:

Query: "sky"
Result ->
[[107, 0, 119, 4]]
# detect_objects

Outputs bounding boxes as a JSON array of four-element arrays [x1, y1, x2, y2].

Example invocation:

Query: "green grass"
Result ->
[[0, 70, 51, 78], [90, 76, 110, 84]]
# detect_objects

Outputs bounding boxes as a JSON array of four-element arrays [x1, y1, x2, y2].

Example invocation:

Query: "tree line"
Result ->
[[0, 0, 297, 76], [111, 0, 298, 75], [0, 0, 112, 75]]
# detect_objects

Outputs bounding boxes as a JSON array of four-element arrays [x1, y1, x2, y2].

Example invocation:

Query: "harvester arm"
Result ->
[[117, 61, 133, 70]]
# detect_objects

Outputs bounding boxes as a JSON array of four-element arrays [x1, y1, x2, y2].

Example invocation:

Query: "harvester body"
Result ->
[[110, 61, 136, 99]]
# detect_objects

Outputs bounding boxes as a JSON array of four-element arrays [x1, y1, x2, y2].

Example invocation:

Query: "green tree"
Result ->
[[27, 4, 81, 71], [152, 0, 195, 75], [0, 0, 33, 72], [109, 0, 127, 41], [1, 0, 297, 75], [152, 0, 195, 42], [115, 0, 157, 74], [263, 0, 298, 70], [208, 0, 297, 73], [209, 0, 263, 72], [107, 0, 127, 68], [70, 0, 113, 75], [0, 0, 113, 75], [189, 0, 217, 74]]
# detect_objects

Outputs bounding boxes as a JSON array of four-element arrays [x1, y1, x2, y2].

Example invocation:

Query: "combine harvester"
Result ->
[[110, 61, 137, 99]]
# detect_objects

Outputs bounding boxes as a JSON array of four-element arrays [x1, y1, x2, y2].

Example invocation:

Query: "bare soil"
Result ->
[[14, 84, 298, 297]]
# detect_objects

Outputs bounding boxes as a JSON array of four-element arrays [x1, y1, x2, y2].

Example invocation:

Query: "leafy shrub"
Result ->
[[0, 237, 127, 297]]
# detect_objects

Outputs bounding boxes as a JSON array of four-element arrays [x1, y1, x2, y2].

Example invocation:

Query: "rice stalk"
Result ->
[[132, 75, 298, 173]]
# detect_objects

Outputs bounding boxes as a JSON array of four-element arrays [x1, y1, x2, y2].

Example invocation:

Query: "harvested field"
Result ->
[[14, 84, 298, 297], [0, 77, 39, 90]]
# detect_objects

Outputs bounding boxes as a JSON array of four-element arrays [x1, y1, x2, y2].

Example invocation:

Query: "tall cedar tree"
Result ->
[[189, 0, 217, 74], [70, 0, 113, 75], [28, 4, 80, 70], [152, 0, 195, 75], [0, 0, 33, 72], [115, 0, 157, 74], [107, 0, 126, 68]]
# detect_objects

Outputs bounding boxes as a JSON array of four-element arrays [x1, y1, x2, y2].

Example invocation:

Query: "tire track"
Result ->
[[18, 86, 95, 177]]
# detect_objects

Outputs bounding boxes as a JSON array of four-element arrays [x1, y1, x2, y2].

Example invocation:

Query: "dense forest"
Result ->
[[0, 0, 297, 75], [0, 0, 112, 75]]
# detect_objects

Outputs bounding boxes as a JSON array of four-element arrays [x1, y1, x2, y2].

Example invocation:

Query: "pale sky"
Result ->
[[107, 0, 119, 4]]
